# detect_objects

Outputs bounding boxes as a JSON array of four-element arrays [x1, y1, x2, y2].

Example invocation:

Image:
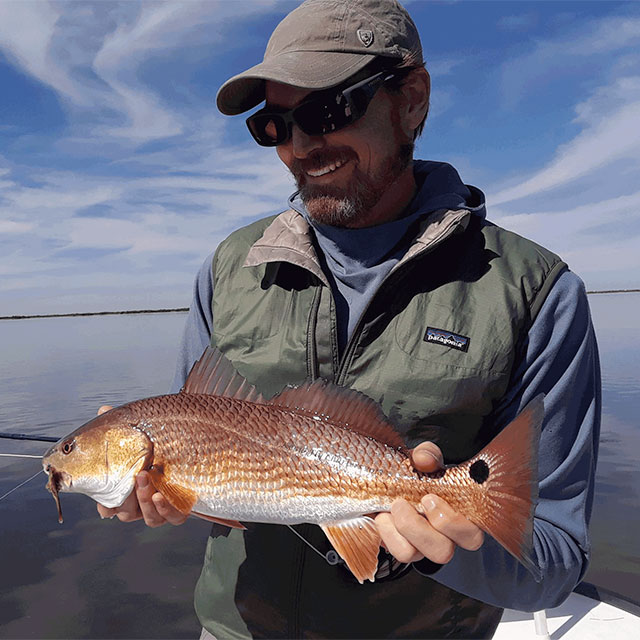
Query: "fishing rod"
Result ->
[[0, 432, 58, 443]]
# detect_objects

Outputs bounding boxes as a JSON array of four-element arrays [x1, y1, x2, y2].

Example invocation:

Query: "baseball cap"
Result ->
[[216, 0, 423, 116]]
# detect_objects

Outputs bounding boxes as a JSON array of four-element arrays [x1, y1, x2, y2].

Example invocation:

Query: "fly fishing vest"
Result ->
[[194, 208, 566, 639]]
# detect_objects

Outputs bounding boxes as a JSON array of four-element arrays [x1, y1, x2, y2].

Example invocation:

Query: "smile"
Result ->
[[306, 158, 347, 178]]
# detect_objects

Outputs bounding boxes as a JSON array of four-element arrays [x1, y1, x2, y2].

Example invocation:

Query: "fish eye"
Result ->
[[61, 440, 75, 455]]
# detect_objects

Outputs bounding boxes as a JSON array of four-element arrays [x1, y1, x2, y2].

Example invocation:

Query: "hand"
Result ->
[[95, 405, 188, 528], [375, 441, 484, 565]]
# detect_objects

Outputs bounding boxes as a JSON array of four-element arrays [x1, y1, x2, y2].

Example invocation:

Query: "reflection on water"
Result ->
[[584, 294, 640, 601], [0, 313, 209, 639], [1, 458, 209, 639], [0, 297, 639, 637]]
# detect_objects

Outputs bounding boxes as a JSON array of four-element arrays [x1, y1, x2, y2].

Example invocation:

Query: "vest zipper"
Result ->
[[335, 268, 407, 385], [334, 215, 465, 384], [306, 285, 322, 380]]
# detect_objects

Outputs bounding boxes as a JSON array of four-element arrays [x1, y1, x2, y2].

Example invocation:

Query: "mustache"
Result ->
[[290, 148, 357, 182]]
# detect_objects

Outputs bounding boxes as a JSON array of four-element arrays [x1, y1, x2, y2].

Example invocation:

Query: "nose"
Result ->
[[290, 123, 324, 159]]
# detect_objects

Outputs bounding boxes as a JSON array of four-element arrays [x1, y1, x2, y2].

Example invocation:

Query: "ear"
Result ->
[[398, 68, 430, 138]]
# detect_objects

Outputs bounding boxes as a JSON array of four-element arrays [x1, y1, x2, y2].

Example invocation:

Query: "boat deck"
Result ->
[[495, 591, 640, 639]]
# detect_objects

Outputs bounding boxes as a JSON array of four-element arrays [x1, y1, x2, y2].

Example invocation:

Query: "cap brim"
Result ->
[[216, 51, 377, 115]]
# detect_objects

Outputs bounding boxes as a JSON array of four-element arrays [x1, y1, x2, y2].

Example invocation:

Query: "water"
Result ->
[[0, 313, 210, 639], [0, 298, 638, 637], [582, 294, 640, 600]]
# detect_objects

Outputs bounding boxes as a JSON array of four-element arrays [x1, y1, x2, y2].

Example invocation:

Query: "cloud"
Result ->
[[500, 13, 640, 108], [0, 0, 280, 143], [427, 57, 464, 78], [0, 2, 82, 103], [491, 191, 640, 290], [0, 140, 293, 312], [0, 220, 34, 234], [490, 76, 640, 206]]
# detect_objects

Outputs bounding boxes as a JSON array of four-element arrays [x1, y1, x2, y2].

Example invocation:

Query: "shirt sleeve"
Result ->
[[169, 252, 215, 393], [418, 269, 601, 611]]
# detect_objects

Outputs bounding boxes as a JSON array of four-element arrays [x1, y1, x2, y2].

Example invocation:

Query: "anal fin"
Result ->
[[320, 516, 381, 584]]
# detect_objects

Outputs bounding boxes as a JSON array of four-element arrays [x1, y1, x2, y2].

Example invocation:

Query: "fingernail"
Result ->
[[423, 450, 444, 466], [137, 475, 148, 489], [423, 496, 436, 511]]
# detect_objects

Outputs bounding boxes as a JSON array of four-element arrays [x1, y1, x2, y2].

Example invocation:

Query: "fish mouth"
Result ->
[[44, 465, 71, 524]]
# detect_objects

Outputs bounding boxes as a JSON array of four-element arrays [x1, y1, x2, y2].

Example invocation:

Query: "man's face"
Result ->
[[264, 79, 414, 228]]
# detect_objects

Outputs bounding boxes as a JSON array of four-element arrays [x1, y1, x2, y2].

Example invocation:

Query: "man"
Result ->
[[99, 1, 601, 638]]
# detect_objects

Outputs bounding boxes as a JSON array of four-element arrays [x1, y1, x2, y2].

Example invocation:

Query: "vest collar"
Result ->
[[243, 208, 472, 283]]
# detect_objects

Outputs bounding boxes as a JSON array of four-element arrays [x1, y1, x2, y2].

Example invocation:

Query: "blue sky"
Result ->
[[1, 0, 639, 315]]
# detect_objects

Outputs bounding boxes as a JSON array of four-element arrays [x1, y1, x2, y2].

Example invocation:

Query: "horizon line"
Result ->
[[1, 288, 639, 321]]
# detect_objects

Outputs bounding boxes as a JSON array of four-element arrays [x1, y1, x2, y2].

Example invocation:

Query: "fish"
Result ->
[[43, 346, 544, 584]]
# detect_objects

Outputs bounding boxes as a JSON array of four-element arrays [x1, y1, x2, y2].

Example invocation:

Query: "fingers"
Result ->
[[134, 472, 168, 527], [134, 472, 188, 527], [97, 405, 113, 416], [375, 511, 423, 563], [392, 498, 455, 564], [96, 472, 188, 528], [421, 495, 484, 552], [376, 496, 485, 566], [411, 441, 444, 472], [97, 489, 141, 522]]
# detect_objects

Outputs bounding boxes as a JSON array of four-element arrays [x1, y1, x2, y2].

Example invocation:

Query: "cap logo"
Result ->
[[357, 29, 374, 48]]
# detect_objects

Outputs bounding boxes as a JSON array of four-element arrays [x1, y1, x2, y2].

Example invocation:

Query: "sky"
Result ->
[[1, 0, 639, 316]]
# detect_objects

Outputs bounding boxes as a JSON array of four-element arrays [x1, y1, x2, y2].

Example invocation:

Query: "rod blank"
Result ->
[[0, 433, 58, 443]]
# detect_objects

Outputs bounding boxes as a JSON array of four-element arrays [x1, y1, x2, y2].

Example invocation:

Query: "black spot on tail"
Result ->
[[469, 460, 490, 484]]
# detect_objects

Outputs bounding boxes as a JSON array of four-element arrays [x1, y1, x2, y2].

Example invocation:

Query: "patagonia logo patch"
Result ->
[[424, 327, 470, 352]]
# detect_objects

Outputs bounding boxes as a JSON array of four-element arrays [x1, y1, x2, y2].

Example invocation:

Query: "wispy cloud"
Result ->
[[487, 70, 640, 289], [500, 14, 640, 108], [491, 76, 640, 206], [0, 0, 279, 143], [1, 1, 639, 314], [0, 2, 80, 102]]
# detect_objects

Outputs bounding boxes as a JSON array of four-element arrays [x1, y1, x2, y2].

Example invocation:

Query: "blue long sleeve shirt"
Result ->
[[170, 162, 600, 612]]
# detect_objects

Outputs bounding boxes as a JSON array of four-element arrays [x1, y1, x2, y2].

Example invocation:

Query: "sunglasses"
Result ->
[[246, 70, 396, 147]]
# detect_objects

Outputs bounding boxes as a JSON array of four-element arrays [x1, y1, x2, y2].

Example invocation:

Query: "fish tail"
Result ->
[[465, 395, 544, 581]]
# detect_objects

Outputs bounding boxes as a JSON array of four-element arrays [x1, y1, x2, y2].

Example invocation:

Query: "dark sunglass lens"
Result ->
[[347, 87, 370, 115], [248, 113, 287, 146], [295, 92, 352, 136]]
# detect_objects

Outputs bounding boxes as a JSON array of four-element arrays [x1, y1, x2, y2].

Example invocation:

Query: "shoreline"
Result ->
[[1, 289, 639, 321], [0, 308, 188, 321]]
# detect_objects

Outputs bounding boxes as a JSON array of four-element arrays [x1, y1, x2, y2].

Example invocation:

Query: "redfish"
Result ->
[[43, 346, 543, 583]]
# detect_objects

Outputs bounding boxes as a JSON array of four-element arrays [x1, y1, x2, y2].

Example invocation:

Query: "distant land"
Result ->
[[1, 289, 639, 320], [0, 308, 189, 321]]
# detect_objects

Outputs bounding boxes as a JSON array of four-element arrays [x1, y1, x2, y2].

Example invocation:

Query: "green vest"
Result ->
[[194, 208, 566, 639]]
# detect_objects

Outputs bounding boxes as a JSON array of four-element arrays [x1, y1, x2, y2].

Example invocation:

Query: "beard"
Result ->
[[290, 142, 414, 227]]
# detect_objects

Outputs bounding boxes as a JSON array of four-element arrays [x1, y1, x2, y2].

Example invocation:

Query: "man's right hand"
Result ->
[[95, 405, 188, 528]]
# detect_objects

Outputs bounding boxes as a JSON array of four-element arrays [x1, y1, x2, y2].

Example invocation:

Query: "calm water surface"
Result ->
[[0, 297, 638, 637]]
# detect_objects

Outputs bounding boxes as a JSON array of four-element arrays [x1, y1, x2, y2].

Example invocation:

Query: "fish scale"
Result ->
[[43, 345, 544, 584]]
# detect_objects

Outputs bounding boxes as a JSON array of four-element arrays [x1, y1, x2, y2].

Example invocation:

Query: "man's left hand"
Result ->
[[375, 442, 485, 564]]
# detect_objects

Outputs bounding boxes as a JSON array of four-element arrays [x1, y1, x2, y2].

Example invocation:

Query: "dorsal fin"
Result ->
[[268, 380, 405, 449], [181, 346, 265, 403]]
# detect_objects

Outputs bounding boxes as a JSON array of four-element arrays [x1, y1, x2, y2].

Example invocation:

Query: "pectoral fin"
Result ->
[[191, 511, 247, 530], [147, 465, 196, 516], [320, 516, 381, 584]]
